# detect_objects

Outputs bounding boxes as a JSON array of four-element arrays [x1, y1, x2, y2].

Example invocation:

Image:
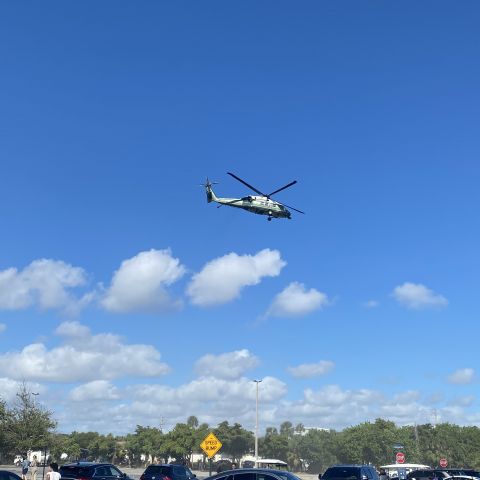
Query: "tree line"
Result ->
[[2, 387, 480, 471]]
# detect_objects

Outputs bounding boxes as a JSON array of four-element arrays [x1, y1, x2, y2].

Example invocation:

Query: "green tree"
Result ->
[[337, 419, 401, 465], [187, 416, 199, 429], [4, 384, 56, 457], [280, 422, 295, 439], [163, 423, 196, 463], [125, 426, 163, 466], [259, 427, 289, 462], [296, 429, 338, 473], [214, 421, 254, 463]]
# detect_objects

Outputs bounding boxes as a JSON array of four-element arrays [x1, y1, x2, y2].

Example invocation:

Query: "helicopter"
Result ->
[[203, 172, 305, 221]]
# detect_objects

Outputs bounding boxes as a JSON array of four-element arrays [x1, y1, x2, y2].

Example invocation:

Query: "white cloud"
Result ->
[[0, 379, 44, 403], [57, 375, 288, 434], [287, 360, 334, 379], [60, 377, 466, 434], [195, 349, 259, 380], [0, 259, 89, 313], [17, 373, 480, 435], [447, 368, 475, 385], [70, 380, 120, 402], [448, 395, 475, 407], [425, 392, 444, 405], [283, 385, 433, 429], [392, 390, 420, 404], [363, 300, 379, 308], [101, 249, 185, 314], [0, 378, 23, 401], [187, 249, 286, 306], [0, 323, 6, 333], [392, 282, 448, 310], [267, 282, 329, 317], [0, 321, 170, 382]]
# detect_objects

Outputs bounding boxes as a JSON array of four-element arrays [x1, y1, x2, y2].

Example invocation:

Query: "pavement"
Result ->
[[1, 465, 319, 480]]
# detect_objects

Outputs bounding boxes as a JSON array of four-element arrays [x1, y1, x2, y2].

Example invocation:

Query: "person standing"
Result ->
[[379, 469, 389, 480], [30, 456, 38, 480], [46, 463, 61, 480], [21, 458, 31, 480]]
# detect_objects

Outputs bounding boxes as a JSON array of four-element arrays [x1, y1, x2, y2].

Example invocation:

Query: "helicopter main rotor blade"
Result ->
[[267, 180, 297, 198], [278, 201, 305, 215], [227, 172, 266, 196]]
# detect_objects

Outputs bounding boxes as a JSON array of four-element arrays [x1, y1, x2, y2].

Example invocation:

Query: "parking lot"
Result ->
[[1, 465, 319, 480]]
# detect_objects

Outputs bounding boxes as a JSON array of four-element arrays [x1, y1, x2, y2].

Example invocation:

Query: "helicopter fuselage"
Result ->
[[216, 195, 291, 219]]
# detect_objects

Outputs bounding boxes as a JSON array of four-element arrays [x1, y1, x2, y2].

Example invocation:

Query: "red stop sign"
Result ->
[[440, 459, 448, 468], [396, 452, 405, 464]]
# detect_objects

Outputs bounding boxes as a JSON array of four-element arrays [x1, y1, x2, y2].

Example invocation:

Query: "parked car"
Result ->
[[140, 464, 196, 480], [0, 471, 22, 480], [215, 461, 233, 474], [446, 472, 479, 480], [205, 467, 301, 480], [59, 462, 132, 480], [321, 465, 380, 480], [407, 470, 473, 480]]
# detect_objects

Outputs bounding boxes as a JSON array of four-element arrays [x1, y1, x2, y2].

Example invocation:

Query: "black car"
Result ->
[[407, 471, 473, 480], [205, 467, 301, 480], [321, 465, 380, 480], [140, 465, 196, 480], [215, 461, 233, 474], [59, 462, 131, 480], [0, 471, 22, 480]]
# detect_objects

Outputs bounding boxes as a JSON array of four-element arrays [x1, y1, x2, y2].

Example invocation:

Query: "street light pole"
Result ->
[[254, 380, 262, 468]]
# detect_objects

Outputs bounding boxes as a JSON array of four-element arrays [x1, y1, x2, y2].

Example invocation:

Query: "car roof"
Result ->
[[207, 468, 292, 477], [328, 465, 375, 468]]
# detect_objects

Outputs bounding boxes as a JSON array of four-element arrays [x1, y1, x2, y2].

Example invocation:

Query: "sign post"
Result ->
[[396, 452, 405, 464], [200, 432, 223, 476], [440, 458, 448, 468]]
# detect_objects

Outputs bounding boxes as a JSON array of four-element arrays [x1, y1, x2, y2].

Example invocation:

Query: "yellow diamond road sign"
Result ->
[[200, 432, 222, 458]]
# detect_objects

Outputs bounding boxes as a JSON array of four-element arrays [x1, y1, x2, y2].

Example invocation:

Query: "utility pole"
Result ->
[[254, 380, 262, 468]]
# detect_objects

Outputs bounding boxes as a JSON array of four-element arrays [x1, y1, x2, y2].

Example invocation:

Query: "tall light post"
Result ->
[[254, 379, 262, 467]]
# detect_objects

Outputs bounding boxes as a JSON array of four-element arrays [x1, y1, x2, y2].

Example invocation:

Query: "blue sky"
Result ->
[[0, 1, 479, 435]]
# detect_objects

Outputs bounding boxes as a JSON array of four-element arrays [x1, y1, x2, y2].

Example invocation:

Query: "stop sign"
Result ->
[[396, 452, 405, 464], [440, 458, 448, 468]]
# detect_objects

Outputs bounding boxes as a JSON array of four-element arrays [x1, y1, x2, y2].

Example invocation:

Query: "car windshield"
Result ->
[[323, 468, 360, 480], [60, 467, 93, 477], [145, 467, 169, 476]]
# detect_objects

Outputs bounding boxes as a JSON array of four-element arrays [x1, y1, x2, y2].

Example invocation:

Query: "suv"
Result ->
[[407, 471, 477, 480], [321, 465, 379, 480], [59, 462, 131, 480], [140, 465, 196, 480]]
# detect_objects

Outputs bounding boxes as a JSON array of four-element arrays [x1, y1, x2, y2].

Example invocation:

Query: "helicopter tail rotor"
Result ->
[[200, 177, 219, 203]]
